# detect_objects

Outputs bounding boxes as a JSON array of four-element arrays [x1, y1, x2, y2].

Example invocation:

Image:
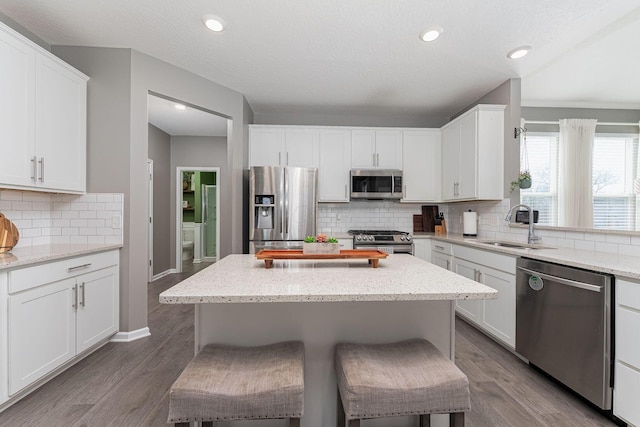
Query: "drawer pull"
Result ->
[[435, 245, 445, 251], [68, 263, 92, 272]]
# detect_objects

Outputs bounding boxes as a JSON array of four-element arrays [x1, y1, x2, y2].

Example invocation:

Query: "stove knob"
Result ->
[[406, 235, 412, 241], [400, 235, 405, 241], [356, 236, 362, 241], [368, 236, 374, 241]]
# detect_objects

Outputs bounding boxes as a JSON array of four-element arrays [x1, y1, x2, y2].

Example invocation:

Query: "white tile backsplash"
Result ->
[[0, 190, 124, 248], [319, 197, 639, 255]]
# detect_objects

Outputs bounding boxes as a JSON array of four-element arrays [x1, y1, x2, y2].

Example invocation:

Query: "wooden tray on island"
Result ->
[[255, 249, 388, 269]]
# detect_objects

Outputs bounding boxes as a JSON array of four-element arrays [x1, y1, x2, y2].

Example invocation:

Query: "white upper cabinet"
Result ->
[[441, 104, 505, 201], [34, 54, 87, 193], [284, 128, 319, 168], [0, 26, 35, 188], [249, 126, 319, 168], [0, 22, 88, 194], [318, 129, 351, 202], [402, 129, 441, 202], [249, 126, 285, 166], [351, 129, 402, 169]]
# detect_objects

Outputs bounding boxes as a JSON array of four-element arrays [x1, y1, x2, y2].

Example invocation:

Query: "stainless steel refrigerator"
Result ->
[[249, 166, 317, 253]]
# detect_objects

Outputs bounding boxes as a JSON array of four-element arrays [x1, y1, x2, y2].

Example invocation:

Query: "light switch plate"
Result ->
[[112, 214, 121, 229]]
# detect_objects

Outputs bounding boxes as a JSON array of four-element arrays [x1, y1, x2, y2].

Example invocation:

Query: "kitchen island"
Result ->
[[160, 254, 497, 427]]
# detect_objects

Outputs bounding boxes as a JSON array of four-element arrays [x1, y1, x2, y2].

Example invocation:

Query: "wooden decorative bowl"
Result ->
[[0, 213, 19, 253]]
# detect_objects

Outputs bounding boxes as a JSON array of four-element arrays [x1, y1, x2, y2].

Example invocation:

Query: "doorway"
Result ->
[[176, 167, 220, 272], [147, 92, 230, 278]]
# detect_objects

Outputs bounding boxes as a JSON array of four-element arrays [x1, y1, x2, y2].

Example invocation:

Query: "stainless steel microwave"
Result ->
[[350, 169, 403, 200]]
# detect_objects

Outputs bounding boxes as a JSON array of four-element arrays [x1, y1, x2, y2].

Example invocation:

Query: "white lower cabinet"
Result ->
[[614, 277, 640, 426], [4, 250, 119, 398], [452, 258, 483, 324], [336, 238, 353, 250], [431, 241, 453, 270], [8, 277, 76, 394], [413, 239, 431, 261], [451, 244, 516, 349]]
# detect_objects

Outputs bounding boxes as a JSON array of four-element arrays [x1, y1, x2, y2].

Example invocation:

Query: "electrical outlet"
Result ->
[[112, 214, 122, 229]]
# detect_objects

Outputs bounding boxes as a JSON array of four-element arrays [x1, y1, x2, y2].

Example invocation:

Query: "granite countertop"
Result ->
[[414, 233, 640, 280], [160, 254, 498, 304], [0, 243, 123, 270]]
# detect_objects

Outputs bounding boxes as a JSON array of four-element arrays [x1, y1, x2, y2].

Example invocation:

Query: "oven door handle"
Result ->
[[517, 266, 603, 293]]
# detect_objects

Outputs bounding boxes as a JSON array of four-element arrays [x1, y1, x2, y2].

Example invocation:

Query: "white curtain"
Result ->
[[558, 118, 597, 228]]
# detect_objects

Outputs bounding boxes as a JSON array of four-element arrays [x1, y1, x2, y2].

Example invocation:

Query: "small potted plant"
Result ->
[[510, 170, 532, 192], [303, 234, 340, 254]]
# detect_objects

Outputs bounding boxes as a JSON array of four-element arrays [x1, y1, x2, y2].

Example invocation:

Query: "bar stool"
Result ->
[[168, 341, 304, 426], [334, 339, 470, 427]]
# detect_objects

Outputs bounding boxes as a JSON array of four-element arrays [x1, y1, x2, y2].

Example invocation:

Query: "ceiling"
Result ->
[[148, 94, 228, 137], [1, 0, 639, 126]]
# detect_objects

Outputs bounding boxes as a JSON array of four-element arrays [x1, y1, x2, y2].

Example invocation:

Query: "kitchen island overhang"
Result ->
[[160, 254, 497, 427]]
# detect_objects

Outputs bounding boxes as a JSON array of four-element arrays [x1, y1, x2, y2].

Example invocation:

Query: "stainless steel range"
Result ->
[[348, 230, 414, 254]]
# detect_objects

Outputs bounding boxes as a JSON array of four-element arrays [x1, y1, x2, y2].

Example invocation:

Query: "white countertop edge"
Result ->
[[0, 243, 123, 270], [414, 233, 640, 280], [159, 291, 497, 304]]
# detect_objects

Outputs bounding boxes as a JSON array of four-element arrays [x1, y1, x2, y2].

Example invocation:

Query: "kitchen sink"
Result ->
[[476, 240, 556, 250]]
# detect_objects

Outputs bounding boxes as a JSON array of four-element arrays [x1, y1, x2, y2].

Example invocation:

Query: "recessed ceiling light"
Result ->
[[507, 46, 531, 59], [175, 104, 186, 110], [419, 26, 443, 42], [203, 15, 226, 32]]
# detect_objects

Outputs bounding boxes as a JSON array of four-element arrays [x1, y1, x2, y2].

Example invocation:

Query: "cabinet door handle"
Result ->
[[403, 185, 407, 199], [68, 263, 92, 272], [286, 152, 289, 165], [372, 153, 376, 167], [278, 152, 281, 165], [38, 157, 45, 182], [80, 282, 85, 307], [72, 284, 78, 309], [376, 153, 379, 166], [446, 260, 450, 270], [344, 184, 347, 198], [31, 156, 38, 181]]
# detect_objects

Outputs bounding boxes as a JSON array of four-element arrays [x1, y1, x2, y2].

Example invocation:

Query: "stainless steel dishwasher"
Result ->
[[516, 258, 613, 410]]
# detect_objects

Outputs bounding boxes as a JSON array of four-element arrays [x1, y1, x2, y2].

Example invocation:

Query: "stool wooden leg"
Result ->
[[289, 418, 300, 427], [450, 412, 465, 427], [202, 422, 213, 427], [174, 423, 189, 427], [348, 420, 360, 427], [337, 389, 346, 427], [420, 414, 431, 427]]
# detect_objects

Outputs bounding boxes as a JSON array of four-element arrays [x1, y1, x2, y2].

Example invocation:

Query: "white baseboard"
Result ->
[[109, 327, 151, 343], [151, 269, 176, 282]]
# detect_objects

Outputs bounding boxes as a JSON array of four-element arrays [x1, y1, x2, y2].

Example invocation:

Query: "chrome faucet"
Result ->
[[505, 204, 541, 245]]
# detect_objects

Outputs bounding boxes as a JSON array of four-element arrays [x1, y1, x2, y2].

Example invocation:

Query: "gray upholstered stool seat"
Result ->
[[335, 338, 470, 426], [168, 341, 304, 426]]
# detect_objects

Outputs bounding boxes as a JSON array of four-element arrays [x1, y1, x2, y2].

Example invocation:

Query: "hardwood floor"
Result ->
[[455, 318, 616, 427], [0, 262, 618, 426]]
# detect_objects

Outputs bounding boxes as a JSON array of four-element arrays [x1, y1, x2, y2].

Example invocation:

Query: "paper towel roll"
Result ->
[[463, 211, 477, 237]]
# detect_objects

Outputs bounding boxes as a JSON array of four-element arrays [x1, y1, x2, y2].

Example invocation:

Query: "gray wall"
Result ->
[[522, 107, 640, 134], [254, 110, 448, 128], [49, 46, 140, 332], [169, 136, 227, 267], [148, 124, 171, 276], [451, 79, 522, 206], [52, 46, 252, 334]]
